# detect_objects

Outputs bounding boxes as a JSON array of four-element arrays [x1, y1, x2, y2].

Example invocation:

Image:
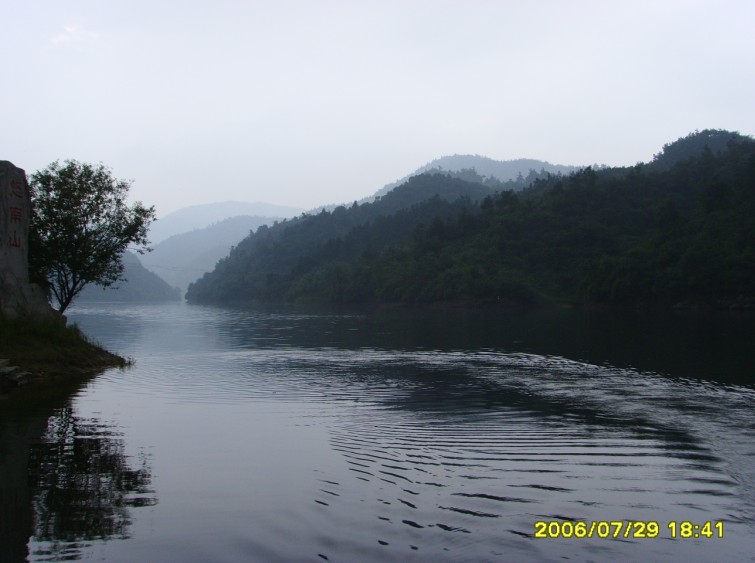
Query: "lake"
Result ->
[[1, 302, 754, 562]]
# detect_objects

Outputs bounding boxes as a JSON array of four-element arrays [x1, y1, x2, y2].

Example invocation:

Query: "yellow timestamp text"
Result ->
[[534, 520, 724, 539]]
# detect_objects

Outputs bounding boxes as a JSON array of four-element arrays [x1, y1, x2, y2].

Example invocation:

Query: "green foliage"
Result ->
[[29, 160, 156, 313], [578, 135, 755, 304], [187, 131, 755, 308]]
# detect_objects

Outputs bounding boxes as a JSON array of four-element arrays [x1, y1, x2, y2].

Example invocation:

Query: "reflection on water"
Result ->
[[4, 302, 753, 561], [28, 406, 156, 561], [0, 374, 155, 563]]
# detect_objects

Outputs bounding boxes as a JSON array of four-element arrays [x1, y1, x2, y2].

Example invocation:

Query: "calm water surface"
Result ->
[[2, 302, 754, 562]]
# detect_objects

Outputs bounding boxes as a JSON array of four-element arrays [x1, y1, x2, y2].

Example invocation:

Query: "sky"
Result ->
[[2, 0, 754, 217]]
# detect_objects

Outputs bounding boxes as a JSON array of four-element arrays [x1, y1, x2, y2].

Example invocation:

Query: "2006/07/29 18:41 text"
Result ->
[[534, 520, 724, 539]]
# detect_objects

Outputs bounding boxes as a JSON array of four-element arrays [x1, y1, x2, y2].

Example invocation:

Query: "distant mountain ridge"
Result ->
[[186, 174, 500, 304], [142, 215, 280, 293], [144, 156, 575, 290], [149, 201, 303, 244], [371, 155, 580, 200], [647, 129, 746, 171], [76, 252, 181, 303], [186, 129, 755, 308]]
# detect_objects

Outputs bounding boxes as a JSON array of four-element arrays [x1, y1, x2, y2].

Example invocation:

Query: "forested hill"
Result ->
[[186, 174, 491, 303], [141, 215, 281, 292], [371, 154, 579, 199], [186, 130, 755, 308]]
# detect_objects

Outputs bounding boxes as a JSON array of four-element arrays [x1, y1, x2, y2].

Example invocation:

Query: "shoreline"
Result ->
[[0, 316, 126, 396], [185, 294, 755, 312]]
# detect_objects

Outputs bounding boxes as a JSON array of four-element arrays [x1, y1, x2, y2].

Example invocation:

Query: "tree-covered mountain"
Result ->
[[370, 154, 579, 200], [646, 129, 746, 172], [141, 215, 282, 293], [186, 175, 491, 303], [186, 130, 755, 309], [76, 252, 181, 303]]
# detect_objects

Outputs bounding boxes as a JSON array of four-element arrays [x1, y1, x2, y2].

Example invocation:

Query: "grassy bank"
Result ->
[[0, 315, 125, 388]]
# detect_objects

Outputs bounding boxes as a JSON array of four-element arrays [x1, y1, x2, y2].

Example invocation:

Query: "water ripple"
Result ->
[[61, 304, 755, 562]]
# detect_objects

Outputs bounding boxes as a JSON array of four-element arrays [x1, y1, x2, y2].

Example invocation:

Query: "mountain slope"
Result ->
[[142, 215, 281, 292], [149, 201, 303, 244], [76, 252, 181, 303], [186, 174, 491, 304], [647, 129, 747, 171], [187, 130, 755, 308], [371, 154, 580, 199]]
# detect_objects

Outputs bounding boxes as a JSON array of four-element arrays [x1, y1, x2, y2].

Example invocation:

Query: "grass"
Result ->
[[0, 315, 126, 380]]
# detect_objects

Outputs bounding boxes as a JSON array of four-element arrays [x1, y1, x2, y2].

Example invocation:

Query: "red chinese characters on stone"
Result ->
[[9, 206, 22, 223], [8, 231, 22, 249], [9, 179, 24, 198]]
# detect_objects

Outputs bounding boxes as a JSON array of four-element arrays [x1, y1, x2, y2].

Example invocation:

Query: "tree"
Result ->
[[29, 160, 156, 313]]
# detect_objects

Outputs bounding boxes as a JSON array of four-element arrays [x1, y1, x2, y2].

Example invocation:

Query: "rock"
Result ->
[[0, 161, 59, 319]]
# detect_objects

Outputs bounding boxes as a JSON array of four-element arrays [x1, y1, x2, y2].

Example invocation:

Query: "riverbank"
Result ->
[[0, 315, 126, 394]]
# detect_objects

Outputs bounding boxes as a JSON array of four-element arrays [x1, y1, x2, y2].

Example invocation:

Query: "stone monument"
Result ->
[[0, 160, 57, 318]]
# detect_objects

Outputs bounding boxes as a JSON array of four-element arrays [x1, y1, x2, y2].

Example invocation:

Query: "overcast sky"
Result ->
[[2, 0, 753, 217]]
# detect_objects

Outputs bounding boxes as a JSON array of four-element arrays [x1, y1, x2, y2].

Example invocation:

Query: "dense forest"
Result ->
[[186, 130, 755, 308]]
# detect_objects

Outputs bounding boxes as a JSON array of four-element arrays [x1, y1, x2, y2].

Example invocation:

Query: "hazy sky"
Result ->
[[3, 1, 754, 217]]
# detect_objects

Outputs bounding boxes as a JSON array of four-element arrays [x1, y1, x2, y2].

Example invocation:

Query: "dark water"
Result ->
[[1, 303, 754, 562]]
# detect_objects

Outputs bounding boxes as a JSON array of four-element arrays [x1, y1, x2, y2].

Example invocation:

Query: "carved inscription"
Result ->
[[7, 178, 25, 250]]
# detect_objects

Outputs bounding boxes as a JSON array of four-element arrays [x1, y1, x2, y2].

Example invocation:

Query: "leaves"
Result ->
[[29, 160, 156, 313]]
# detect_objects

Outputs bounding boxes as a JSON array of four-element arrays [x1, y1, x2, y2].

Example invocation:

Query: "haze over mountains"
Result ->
[[141, 215, 283, 292], [371, 155, 580, 200], [76, 251, 181, 303], [148, 201, 304, 244], [141, 154, 575, 295], [186, 130, 755, 309], [146, 154, 569, 244], [80, 153, 598, 302]]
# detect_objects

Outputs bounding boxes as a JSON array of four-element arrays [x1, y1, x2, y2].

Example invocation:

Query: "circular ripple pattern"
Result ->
[[87, 345, 755, 561], [61, 303, 755, 562]]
